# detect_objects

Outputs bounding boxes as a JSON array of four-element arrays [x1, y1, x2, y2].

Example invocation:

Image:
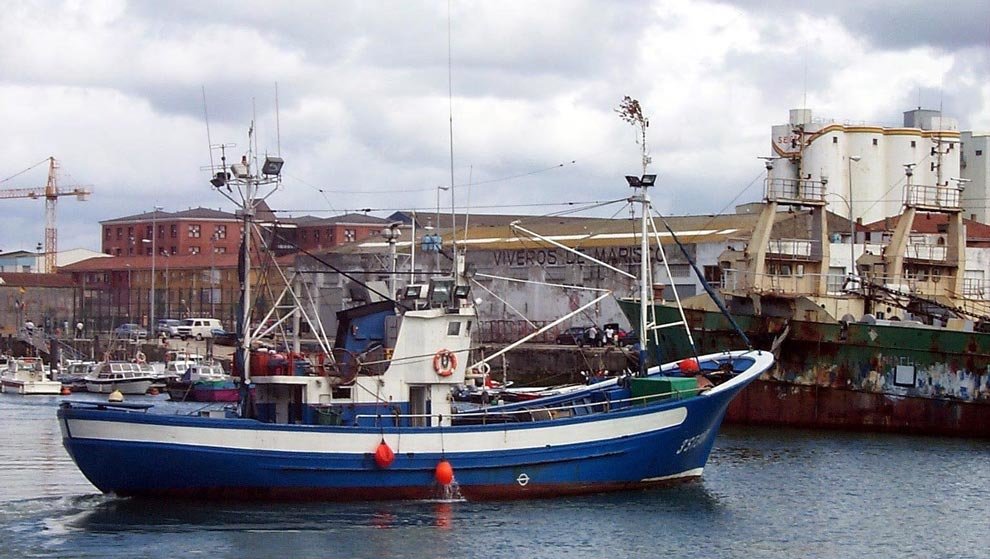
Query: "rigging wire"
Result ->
[[0, 158, 50, 184], [280, 160, 578, 195]]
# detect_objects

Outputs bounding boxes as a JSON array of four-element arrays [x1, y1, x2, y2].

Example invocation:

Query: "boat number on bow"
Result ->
[[433, 349, 457, 377], [676, 427, 712, 455]]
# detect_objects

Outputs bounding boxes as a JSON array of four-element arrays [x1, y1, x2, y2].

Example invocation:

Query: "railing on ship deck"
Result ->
[[354, 389, 699, 427]]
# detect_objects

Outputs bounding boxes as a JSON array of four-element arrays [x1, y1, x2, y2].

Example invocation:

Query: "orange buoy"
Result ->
[[678, 358, 700, 375], [435, 459, 454, 485], [374, 440, 395, 469], [60, 386, 71, 395]]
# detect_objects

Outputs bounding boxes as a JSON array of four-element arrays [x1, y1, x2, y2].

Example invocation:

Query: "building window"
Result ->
[[977, 150, 984, 156], [127, 226, 133, 238], [215, 224, 227, 239], [190, 246, 201, 255], [170, 224, 177, 239], [115, 248, 122, 256], [146, 247, 152, 256], [832, 136, 838, 144], [215, 246, 226, 254], [188, 224, 201, 238], [872, 138, 878, 146], [104, 227, 112, 240], [314, 230, 320, 242], [104, 249, 111, 255], [170, 246, 177, 255], [910, 140, 916, 147], [703, 265, 723, 288], [344, 229, 356, 242], [145, 225, 153, 239], [116, 227, 123, 240], [158, 225, 165, 239]]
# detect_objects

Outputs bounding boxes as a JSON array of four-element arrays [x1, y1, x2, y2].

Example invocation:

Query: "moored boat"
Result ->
[[1, 356, 62, 395], [167, 362, 241, 402], [84, 361, 158, 395]]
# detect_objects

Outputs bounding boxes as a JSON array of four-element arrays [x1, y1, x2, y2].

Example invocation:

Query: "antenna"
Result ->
[[447, 0, 457, 260], [275, 82, 282, 157], [202, 86, 215, 170], [463, 165, 473, 243]]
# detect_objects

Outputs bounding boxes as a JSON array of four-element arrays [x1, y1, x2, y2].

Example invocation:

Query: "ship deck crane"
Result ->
[[0, 157, 92, 273]]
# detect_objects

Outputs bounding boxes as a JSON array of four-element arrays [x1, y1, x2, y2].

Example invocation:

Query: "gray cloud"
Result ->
[[0, 0, 986, 253]]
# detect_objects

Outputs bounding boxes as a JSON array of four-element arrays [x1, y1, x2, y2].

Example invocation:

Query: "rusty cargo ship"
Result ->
[[621, 112, 990, 437]]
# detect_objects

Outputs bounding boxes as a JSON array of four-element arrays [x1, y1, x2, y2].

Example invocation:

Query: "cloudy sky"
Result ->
[[1, 0, 987, 253]]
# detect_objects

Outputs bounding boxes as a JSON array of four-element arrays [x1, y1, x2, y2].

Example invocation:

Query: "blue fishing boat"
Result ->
[[58, 162, 773, 501]]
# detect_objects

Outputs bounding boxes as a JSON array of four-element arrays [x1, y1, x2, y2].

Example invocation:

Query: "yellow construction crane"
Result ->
[[0, 157, 92, 273]]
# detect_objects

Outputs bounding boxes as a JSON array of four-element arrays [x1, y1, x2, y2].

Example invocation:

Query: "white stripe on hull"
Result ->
[[65, 406, 688, 455]]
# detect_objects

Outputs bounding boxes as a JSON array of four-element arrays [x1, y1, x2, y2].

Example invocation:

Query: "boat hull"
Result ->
[[58, 353, 768, 501], [620, 300, 990, 437], [1, 378, 62, 395], [85, 380, 153, 395]]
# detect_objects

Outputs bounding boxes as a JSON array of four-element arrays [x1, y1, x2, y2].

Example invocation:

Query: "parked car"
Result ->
[[113, 323, 148, 340], [555, 326, 592, 346], [211, 328, 238, 346], [177, 318, 223, 340], [156, 319, 182, 338]]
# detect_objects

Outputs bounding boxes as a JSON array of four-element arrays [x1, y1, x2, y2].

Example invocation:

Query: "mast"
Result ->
[[208, 128, 284, 417], [638, 179, 651, 376]]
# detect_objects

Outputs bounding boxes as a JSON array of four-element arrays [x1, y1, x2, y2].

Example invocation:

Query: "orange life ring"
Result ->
[[433, 349, 457, 377]]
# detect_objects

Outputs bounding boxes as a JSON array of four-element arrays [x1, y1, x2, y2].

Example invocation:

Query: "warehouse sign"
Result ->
[[491, 245, 686, 268]]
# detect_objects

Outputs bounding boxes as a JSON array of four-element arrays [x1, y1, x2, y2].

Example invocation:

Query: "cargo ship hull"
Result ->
[[620, 300, 990, 437]]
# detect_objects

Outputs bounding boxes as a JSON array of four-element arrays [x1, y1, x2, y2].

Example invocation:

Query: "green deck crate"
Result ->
[[630, 376, 699, 404]]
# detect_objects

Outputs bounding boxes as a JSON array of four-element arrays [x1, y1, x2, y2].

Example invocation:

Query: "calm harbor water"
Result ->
[[1, 392, 987, 559]]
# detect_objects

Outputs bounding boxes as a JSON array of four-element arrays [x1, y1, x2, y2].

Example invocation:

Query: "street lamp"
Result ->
[[210, 232, 220, 317], [125, 263, 132, 320], [160, 251, 170, 317], [149, 206, 162, 335]]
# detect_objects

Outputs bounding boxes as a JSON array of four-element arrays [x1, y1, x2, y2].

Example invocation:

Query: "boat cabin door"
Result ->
[[409, 385, 429, 427]]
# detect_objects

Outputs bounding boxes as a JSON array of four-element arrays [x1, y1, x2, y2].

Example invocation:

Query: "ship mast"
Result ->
[[208, 129, 284, 417]]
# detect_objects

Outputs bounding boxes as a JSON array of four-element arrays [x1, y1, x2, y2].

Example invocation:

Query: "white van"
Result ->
[[176, 318, 222, 340]]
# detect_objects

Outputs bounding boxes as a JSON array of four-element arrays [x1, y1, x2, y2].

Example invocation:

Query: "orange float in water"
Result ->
[[678, 358, 700, 375], [374, 440, 395, 469], [435, 459, 454, 485]]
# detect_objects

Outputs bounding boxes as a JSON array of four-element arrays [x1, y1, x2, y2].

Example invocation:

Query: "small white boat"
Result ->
[[57, 361, 96, 392], [84, 361, 158, 395], [149, 351, 205, 389], [1, 357, 62, 395]]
